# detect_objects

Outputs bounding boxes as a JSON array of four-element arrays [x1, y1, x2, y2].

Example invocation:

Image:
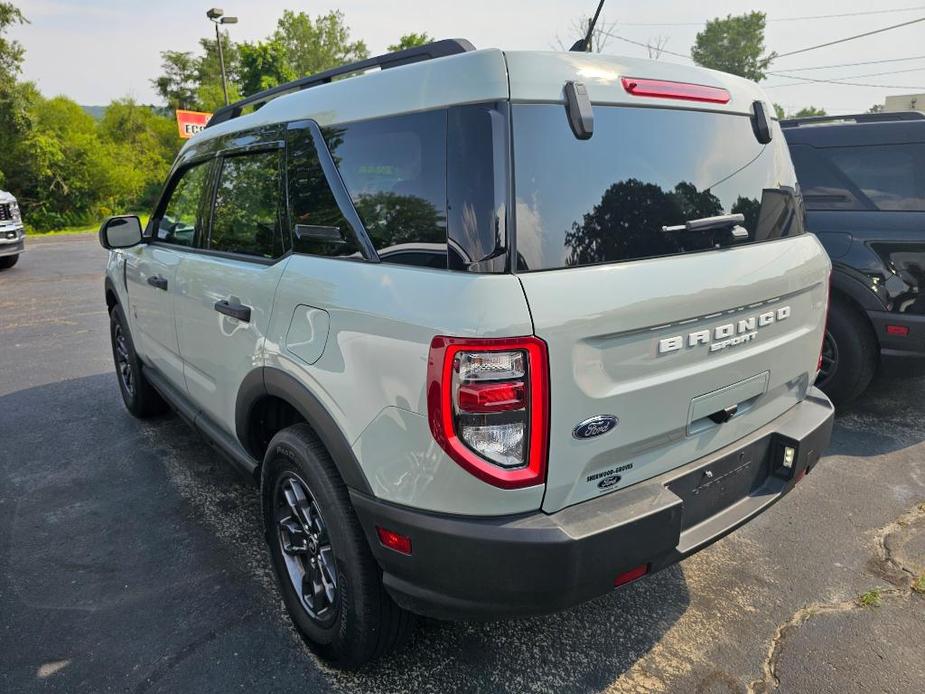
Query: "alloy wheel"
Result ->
[[275, 473, 338, 626], [114, 324, 135, 397], [816, 329, 838, 388]]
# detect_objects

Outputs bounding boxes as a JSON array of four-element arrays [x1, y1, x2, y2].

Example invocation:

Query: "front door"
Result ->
[[125, 159, 212, 390], [174, 145, 290, 432]]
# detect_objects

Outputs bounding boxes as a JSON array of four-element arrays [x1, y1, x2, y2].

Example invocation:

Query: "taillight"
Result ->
[[817, 274, 831, 375], [621, 77, 730, 104], [427, 336, 549, 489]]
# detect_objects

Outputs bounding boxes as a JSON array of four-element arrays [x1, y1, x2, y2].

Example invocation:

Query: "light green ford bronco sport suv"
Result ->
[[100, 40, 834, 667]]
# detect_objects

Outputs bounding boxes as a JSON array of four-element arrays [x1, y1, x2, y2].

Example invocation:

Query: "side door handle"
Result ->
[[147, 275, 168, 291], [214, 299, 252, 323]]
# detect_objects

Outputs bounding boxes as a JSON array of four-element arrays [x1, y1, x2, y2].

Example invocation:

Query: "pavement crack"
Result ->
[[870, 501, 925, 587], [749, 501, 925, 693]]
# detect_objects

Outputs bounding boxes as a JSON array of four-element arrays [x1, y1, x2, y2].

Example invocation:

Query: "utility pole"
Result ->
[[206, 8, 238, 106]]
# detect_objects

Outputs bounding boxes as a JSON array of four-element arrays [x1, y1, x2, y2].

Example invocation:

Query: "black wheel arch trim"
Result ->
[[104, 275, 119, 308], [236, 367, 373, 494], [830, 266, 886, 313]]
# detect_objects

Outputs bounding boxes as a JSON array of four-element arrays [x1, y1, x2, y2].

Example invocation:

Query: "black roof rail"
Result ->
[[780, 111, 925, 128], [207, 38, 476, 129]]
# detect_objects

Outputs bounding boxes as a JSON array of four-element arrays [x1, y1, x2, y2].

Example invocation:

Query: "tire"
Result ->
[[0, 254, 19, 269], [816, 297, 878, 407], [109, 303, 168, 418], [262, 424, 415, 668]]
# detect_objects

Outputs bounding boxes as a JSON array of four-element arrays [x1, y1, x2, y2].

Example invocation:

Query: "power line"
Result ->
[[763, 71, 925, 89], [617, 6, 925, 27], [597, 29, 693, 60], [774, 16, 925, 58], [779, 55, 925, 72], [770, 66, 925, 82]]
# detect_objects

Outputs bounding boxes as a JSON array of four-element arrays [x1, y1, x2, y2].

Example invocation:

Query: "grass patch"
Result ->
[[26, 214, 149, 237], [913, 574, 925, 595], [857, 589, 882, 607]]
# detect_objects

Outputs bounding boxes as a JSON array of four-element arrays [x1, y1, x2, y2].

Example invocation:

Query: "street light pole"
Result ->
[[215, 20, 228, 106], [206, 8, 238, 107]]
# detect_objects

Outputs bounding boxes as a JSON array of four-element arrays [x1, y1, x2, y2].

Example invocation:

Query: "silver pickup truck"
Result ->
[[0, 189, 24, 269]]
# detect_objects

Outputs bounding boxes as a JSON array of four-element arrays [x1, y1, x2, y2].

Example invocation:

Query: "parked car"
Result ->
[[99, 41, 834, 667], [782, 112, 925, 405], [0, 189, 24, 269]]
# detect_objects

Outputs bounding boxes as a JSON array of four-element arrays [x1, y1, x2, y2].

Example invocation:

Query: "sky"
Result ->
[[10, 0, 925, 114]]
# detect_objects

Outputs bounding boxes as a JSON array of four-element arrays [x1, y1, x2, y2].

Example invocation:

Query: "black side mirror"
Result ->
[[99, 215, 143, 250]]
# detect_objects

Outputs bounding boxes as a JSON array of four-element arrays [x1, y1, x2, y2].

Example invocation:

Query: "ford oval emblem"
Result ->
[[597, 475, 621, 489], [572, 415, 619, 440]]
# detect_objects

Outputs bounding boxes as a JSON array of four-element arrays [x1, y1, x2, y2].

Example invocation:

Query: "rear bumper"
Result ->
[[868, 310, 925, 358], [352, 389, 834, 620]]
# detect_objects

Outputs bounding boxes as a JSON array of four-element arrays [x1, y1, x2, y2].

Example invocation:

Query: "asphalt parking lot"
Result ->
[[1, 234, 923, 693]]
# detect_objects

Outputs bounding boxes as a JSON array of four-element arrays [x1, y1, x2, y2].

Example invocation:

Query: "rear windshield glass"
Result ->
[[512, 105, 803, 271]]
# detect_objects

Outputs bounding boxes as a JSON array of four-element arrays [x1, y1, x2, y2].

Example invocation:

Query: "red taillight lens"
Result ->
[[457, 381, 526, 413], [427, 336, 549, 489], [621, 77, 730, 104], [886, 324, 910, 337], [817, 274, 832, 375], [376, 526, 412, 555]]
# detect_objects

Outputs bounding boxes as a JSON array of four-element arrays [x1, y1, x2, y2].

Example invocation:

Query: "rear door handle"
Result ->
[[214, 299, 251, 323], [147, 275, 168, 291]]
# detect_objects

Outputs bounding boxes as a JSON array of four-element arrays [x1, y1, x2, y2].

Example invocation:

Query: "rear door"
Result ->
[[174, 140, 290, 431], [125, 160, 212, 389], [511, 104, 830, 512]]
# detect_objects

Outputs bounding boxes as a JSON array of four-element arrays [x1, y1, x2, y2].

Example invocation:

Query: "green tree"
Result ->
[[273, 10, 368, 77], [773, 103, 786, 120], [238, 39, 296, 96], [691, 12, 776, 81], [152, 50, 200, 111], [388, 33, 432, 52], [868, 104, 884, 114], [0, 2, 29, 145], [790, 106, 827, 118]]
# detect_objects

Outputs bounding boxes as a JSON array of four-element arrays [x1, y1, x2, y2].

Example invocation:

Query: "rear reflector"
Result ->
[[886, 324, 910, 337], [614, 564, 649, 587], [621, 77, 730, 104], [376, 526, 412, 555]]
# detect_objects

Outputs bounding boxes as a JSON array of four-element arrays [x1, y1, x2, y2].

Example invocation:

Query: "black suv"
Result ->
[[783, 112, 925, 405]]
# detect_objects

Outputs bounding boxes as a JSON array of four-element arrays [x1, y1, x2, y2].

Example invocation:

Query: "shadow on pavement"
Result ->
[[0, 373, 689, 693]]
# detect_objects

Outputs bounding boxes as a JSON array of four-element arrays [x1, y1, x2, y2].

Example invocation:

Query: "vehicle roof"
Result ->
[[182, 48, 770, 156], [782, 118, 925, 147]]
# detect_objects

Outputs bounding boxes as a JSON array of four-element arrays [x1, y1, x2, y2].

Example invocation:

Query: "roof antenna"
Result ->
[[570, 0, 606, 52]]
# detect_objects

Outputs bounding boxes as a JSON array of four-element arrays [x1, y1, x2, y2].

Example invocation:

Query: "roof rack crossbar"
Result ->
[[206, 38, 476, 129], [781, 111, 925, 128]]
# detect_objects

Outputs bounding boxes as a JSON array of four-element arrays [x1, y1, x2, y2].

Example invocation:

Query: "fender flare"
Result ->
[[235, 367, 373, 494], [830, 266, 885, 313], [104, 275, 119, 309]]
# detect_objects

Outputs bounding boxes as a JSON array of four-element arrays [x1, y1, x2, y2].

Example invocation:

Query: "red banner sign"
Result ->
[[175, 110, 212, 139]]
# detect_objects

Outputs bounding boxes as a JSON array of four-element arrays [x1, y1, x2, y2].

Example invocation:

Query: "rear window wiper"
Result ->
[[662, 213, 748, 240]]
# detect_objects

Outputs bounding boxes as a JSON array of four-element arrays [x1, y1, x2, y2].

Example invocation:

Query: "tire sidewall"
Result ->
[[818, 300, 877, 405], [109, 304, 141, 413], [262, 435, 360, 653]]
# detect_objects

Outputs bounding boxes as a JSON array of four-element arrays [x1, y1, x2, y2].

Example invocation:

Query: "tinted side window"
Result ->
[[209, 151, 286, 259], [788, 144, 867, 211], [287, 133, 360, 258], [327, 111, 447, 267], [157, 161, 210, 247], [825, 144, 925, 211]]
